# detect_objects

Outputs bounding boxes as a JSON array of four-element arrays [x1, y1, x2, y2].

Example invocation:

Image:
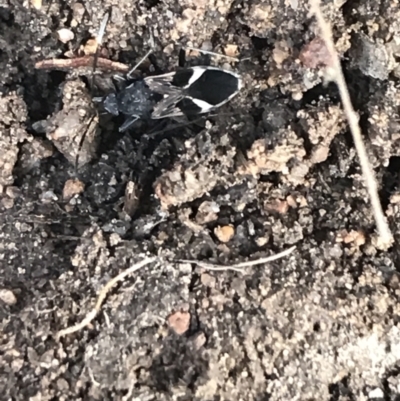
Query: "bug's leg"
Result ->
[[119, 115, 140, 132], [126, 48, 153, 79], [97, 11, 110, 46]]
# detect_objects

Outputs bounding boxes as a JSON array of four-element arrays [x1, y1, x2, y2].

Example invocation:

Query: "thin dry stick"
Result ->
[[309, 0, 393, 247], [56, 257, 157, 339], [178, 245, 296, 272], [35, 56, 129, 73]]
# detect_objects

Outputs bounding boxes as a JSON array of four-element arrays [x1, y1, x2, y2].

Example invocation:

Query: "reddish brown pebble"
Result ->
[[299, 37, 333, 69], [214, 225, 235, 243], [63, 178, 85, 200], [168, 311, 190, 335]]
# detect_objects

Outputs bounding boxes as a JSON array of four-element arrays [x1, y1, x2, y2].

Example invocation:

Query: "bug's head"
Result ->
[[103, 93, 119, 116]]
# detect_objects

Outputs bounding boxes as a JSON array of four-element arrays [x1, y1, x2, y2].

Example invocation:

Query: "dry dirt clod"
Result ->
[[244, 133, 306, 183], [44, 80, 99, 167], [154, 133, 237, 208], [350, 34, 395, 80]]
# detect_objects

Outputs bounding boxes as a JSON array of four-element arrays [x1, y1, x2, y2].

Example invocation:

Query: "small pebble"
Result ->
[[5, 186, 21, 199], [57, 28, 75, 44], [224, 44, 238, 58], [82, 38, 98, 55], [0, 289, 17, 305], [31, 0, 42, 10], [214, 225, 235, 243], [72, 2, 85, 19], [368, 387, 384, 399], [1, 197, 14, 209]]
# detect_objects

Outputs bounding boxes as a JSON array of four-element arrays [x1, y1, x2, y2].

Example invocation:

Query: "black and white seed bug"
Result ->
[[101, 66, 242, 132]]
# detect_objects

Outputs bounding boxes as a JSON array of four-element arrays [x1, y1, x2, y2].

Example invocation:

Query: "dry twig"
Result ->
[[309, 0, 393, 248], [56, 256, 157, 339], [178, 245, 296, 273], [35, 56, 129, 73]]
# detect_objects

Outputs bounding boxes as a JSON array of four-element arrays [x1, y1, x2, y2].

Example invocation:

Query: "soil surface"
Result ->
[[2, 0, 400, 400]]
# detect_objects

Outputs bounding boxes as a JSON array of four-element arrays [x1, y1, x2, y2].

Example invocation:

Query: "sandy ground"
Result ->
[[1, 0, 400, 400]]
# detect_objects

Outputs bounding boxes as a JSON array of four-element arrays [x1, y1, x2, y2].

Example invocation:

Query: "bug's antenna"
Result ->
[[91, 10, 111, 90], [127, 48, 153, 79], [126, 30, 154, 78], [184, 46, 240, 62]]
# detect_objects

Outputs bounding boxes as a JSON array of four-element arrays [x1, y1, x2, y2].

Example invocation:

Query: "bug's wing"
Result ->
[[151, 93, 186, 119], [151, 95, 223, 119], [146, 67, 242, 119], [144, 72, 182, 95], [185, 66, 242, 108], [145, 72, 185, 118]]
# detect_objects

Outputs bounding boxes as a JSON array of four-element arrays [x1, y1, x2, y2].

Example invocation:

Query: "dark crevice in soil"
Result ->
[[381, 156, 400, 207], [22, 70, 67, 123], [382, 365, 400, 401], [329, 376, 356, 401]]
